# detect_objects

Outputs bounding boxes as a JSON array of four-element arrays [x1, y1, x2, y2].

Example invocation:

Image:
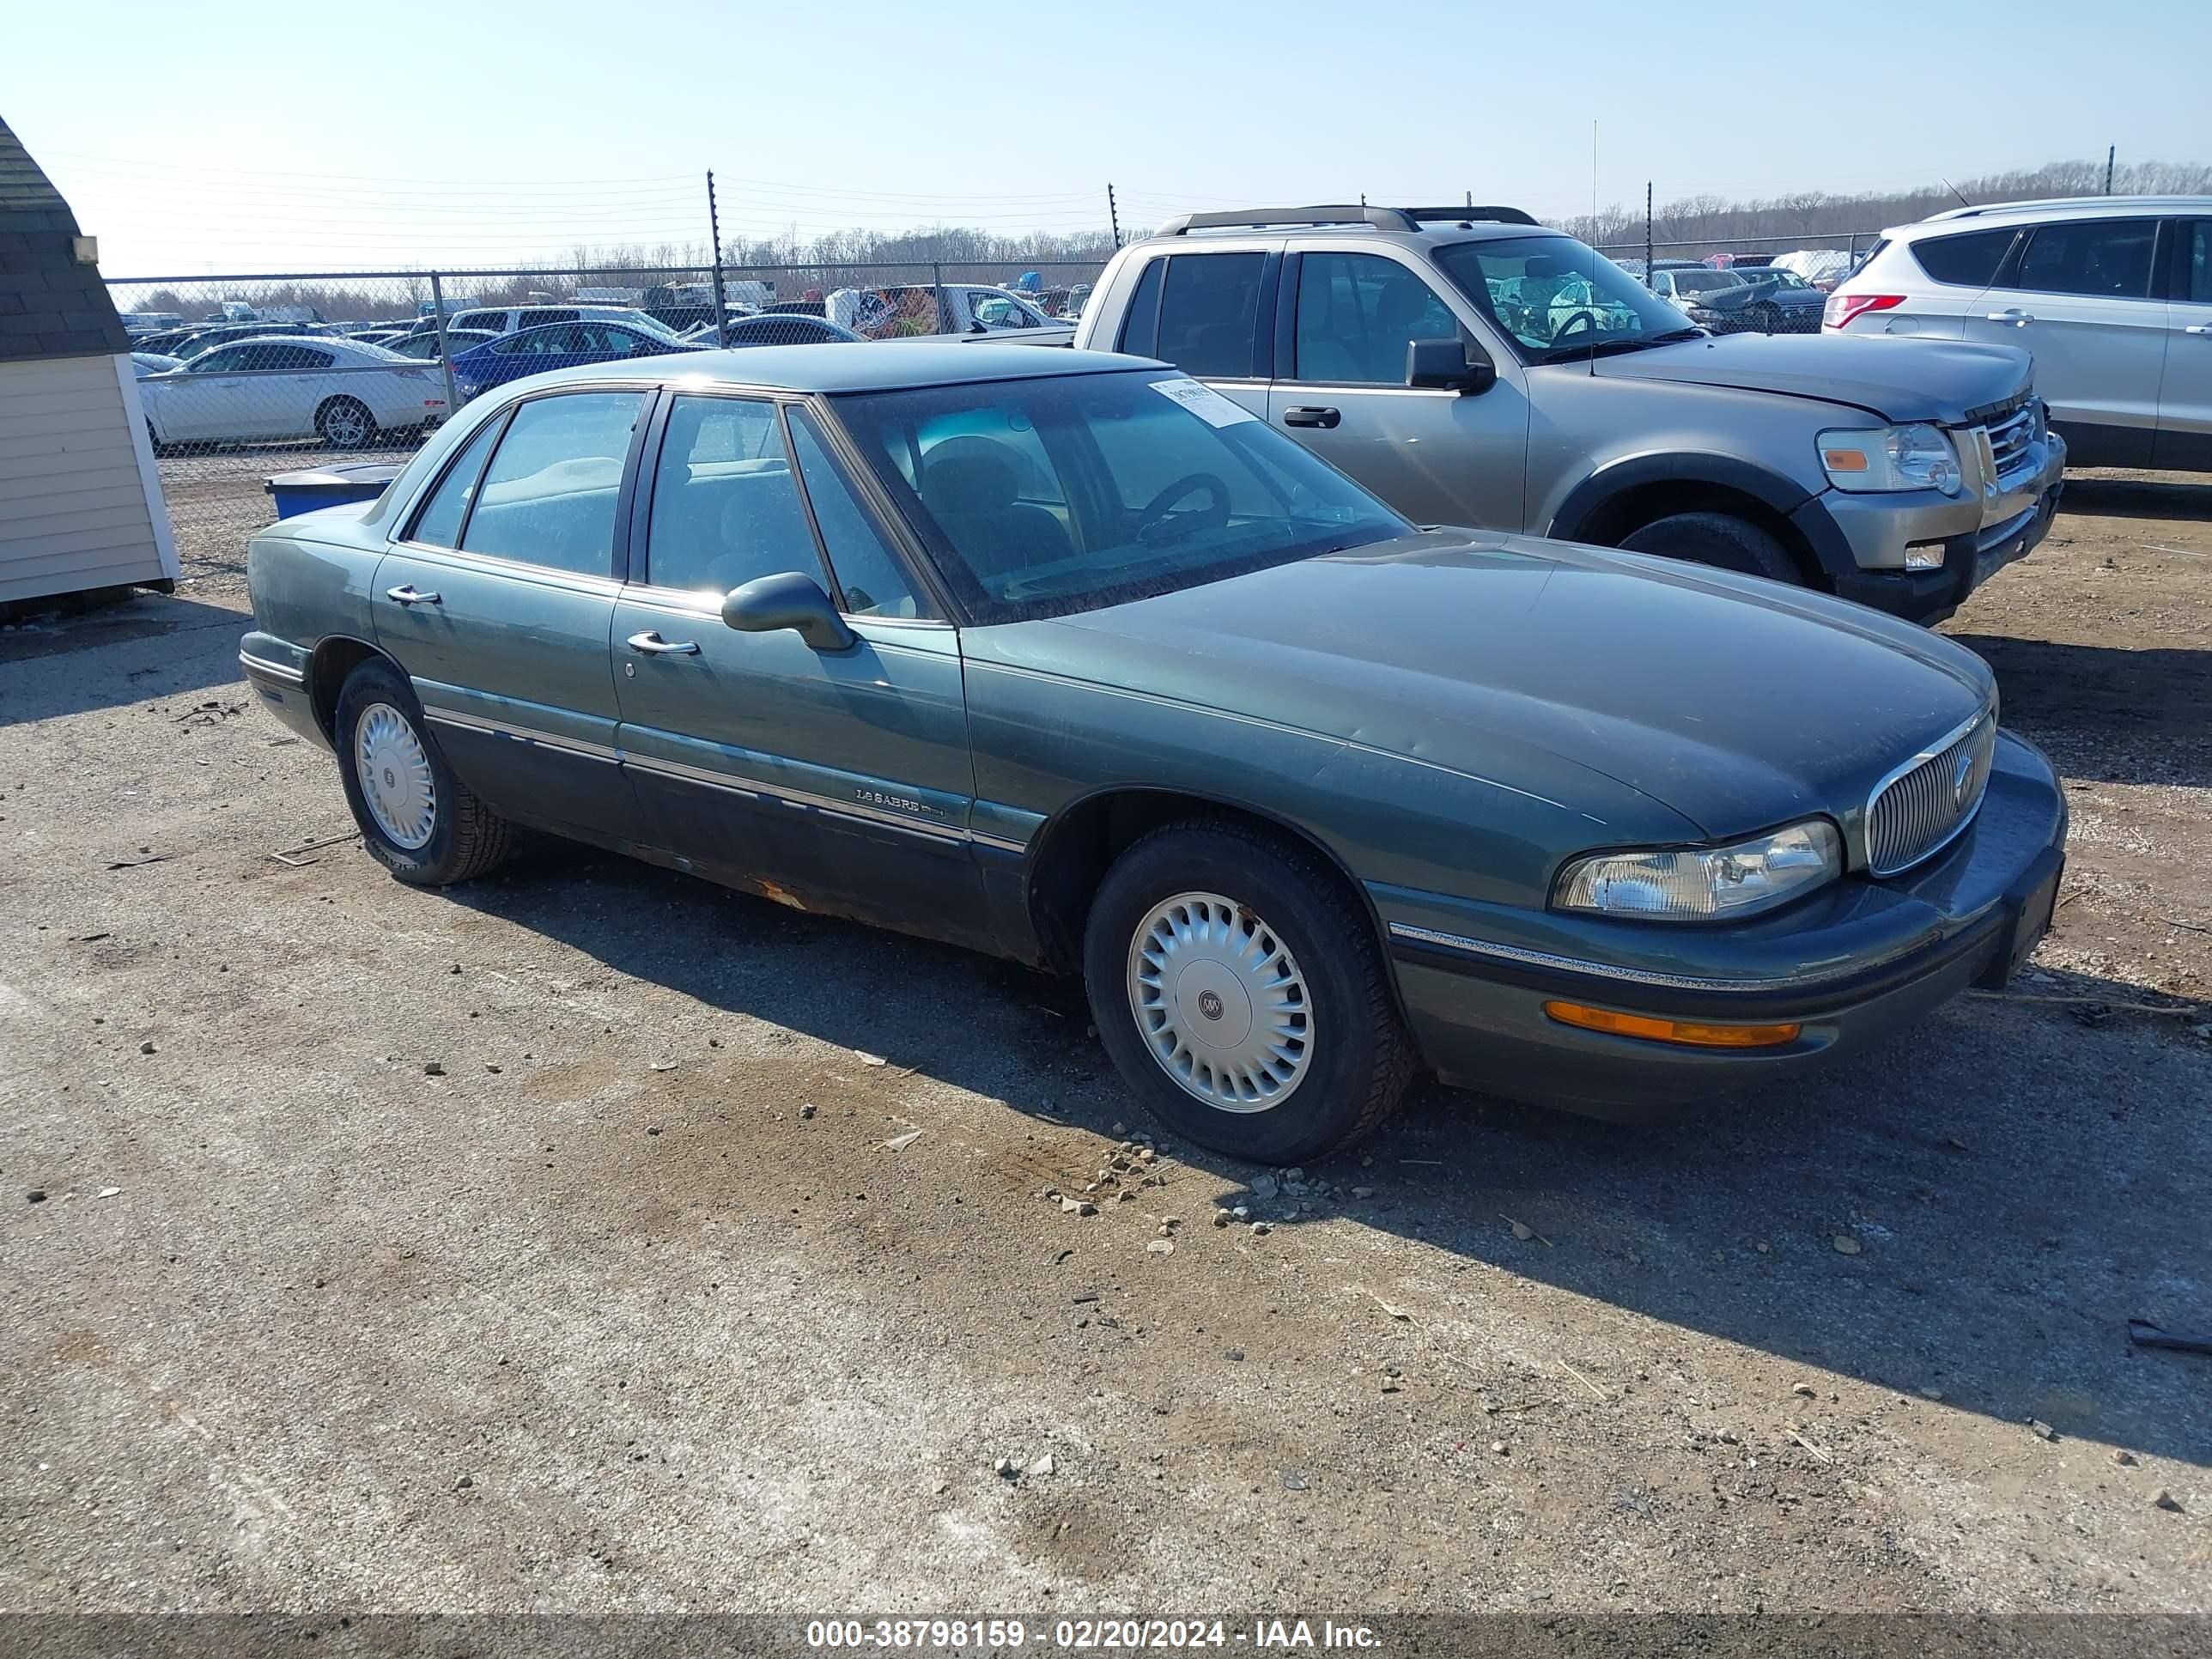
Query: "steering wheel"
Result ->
[[1551, 308, 1602, 345], [1133, 472, 1231, 545]]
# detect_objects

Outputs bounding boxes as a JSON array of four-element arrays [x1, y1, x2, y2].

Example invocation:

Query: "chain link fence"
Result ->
[[105, 259, 1107, 568]]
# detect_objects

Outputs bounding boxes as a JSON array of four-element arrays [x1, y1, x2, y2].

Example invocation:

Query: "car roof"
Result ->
[[526, 341, 1145, 396], [1904, 194, 2212, 232]]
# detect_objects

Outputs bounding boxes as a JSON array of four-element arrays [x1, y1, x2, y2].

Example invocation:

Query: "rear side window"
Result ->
[[1152, 252, 1267, 379], [1909, 228, 2016, 289], [1115, 258, 1165, 357], [407, 415, 506, 549], [459, 392, 645, 575], [2189, 222, 2212, 303], [2010, 218, 2159, 299]]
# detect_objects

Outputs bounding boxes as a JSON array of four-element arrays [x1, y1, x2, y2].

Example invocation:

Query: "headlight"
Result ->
[[1818, 423, 1962, 496], [1553, 819, 1844, 921]]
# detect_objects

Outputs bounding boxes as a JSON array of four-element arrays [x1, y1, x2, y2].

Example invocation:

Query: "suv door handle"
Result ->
[[626, 630, 701, 656], [385, 584, 441, 605], [2185, 325, 2212, 337], [1282, 405, 1341, 428], [1985, 309, 2035, 325]]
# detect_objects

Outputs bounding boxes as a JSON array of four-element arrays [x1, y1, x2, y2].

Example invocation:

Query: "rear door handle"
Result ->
[[1985, 309, 2035, 325], [626, 630, 701, 656], [1282, 405, 1341, 428], [2185, 324, 2212, 337], [385, 584, 441, 605]]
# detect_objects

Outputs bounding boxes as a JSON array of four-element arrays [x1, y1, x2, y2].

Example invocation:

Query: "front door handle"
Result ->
[[1985, 309, 2035, 325], [1282, 405, 1341, 428], [385, 584, 441, 605], [626, 630, 701, 656], [2185, 324, 2212, 337]]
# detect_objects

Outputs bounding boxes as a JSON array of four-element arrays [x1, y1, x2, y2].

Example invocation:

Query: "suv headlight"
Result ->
[[1818, 424, 1963, 496], [1553, 820, 1844, 921]]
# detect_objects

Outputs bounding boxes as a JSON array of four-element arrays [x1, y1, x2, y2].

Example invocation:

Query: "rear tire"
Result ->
[[1082, 820, 1413, 1164], [316, 396, 378, 450], [1617, 512, 1802, 586], [334, 658, 511, 886]]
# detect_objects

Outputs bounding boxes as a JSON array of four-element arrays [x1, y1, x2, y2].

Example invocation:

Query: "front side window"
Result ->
[[787, 407, 923, 618], [459, 392, 644, 575], [643, 395, 823, 596], [2190, 222, 2212, 304], [1292, 252, 1464, 385], [1431, 236, 1696, 362], [1152, 252, 1266, 379], [831, 368, 1407, 623], [2008, 218, 2158, 299]]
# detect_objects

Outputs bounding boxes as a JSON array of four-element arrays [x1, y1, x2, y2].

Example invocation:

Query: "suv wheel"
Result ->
[[1082, 821, 1413, 1164], [1618, 512, 1801, 586]]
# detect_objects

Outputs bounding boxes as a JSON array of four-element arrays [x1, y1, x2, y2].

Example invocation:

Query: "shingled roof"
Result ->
[[0, 116, 131, 362]]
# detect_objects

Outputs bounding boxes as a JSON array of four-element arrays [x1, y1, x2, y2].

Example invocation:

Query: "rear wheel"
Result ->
[[1083, 821, 1413, 1164], [334, 659, 511, 886], [316, 396, 378, 449], [1617, 512, 1802, 586]]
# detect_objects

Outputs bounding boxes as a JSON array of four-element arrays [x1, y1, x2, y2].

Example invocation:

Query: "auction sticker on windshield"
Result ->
[[1150, 379, 1258, 427]]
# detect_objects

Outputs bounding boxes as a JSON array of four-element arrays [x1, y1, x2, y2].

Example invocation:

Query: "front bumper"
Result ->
[[1797, 428, 2067, 625], [1376, 729, 2067, 1121]]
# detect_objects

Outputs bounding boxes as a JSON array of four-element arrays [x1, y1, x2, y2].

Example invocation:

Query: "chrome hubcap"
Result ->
[[1127, 891, 1310, 1112], [355, 702, 435, 849], [325, 404, 368, 445]]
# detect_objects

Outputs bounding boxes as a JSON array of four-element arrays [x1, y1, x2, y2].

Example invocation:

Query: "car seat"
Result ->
[[918, 437, 1072, 589]]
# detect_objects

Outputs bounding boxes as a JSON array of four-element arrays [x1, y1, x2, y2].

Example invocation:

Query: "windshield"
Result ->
[[1432, 235, 1699, 362], [830, 369, 1409, 624]]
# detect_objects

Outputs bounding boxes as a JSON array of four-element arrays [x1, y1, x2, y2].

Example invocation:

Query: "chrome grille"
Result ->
[[1981, 402, 2038, 482], [1865, 711, 1998, 876]]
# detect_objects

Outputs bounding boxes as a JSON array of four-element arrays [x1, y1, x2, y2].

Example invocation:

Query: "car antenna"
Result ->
[[1941, 176, 1973, 209]]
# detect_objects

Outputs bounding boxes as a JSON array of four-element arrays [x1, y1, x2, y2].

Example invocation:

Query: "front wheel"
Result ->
[[1083, 822, 1413, 1164], [1617, 512, 1802, 586], [334, 659, 512, 886]]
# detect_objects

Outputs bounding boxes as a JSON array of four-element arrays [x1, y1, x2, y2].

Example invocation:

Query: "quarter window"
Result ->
[[1292, 253, 1463, 384], [787, 407, 922, 618], [1116, 258, 1165, 357], [1909, 228, 2017, 289], [459, 392, 644, 575], [1152, 252, 1267, 380], [2010, 219, 2159, 299], [644, 396, 826, 596]]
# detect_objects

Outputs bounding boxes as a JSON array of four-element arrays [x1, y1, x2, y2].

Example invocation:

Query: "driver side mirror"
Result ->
[[1407, 337, 1496, 396], [721, 571, 855, 652]]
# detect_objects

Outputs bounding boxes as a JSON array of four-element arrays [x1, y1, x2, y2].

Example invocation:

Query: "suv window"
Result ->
[[1116, 258, 1166, 357], [1292, 253, 1462, 385], [451, 312, 502, 332], [407, 415, 507, 549], [2190, 222, 2212, 303], [2009, 219, 2159, 299], [644, 395, 824, 595], [1909, 228, 2018, 289], [459, 392, 645, 575], [1150, 252, 1266, 380], [787, 406, 924, 618]]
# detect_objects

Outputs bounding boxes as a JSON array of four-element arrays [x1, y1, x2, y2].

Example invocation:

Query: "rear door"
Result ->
[[1267, 249, 1528, 529], [1888, 225, 2021, 337], [1109, 247, 1276, 420], [1961, 216, 2166, 464], [2155, 217, 2212, 471], [372, 388, 653, 842], [609, 392, 989, 944]]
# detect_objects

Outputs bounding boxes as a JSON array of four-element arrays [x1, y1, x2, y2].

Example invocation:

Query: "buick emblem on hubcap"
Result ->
[[1196, 989, 1225, 1021]]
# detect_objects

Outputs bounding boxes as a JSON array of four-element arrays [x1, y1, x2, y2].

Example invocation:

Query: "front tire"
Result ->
[[334, 659, 511, 886], [1617, 511, 1802, 586], [1083, 821, 1413, 1164]]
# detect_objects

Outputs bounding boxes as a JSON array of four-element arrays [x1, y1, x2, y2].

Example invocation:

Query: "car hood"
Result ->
[[974, 531, 1994, 842], [1592, 331, 2033, 422]]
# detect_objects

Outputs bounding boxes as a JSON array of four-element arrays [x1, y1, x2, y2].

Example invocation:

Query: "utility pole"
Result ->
[[1644, 181, 1653, 287], [2104, 146, 2116, 195], [706, 171, 731, 345], [428, 271, 459, 424], [1465, 190, 1473, 210], [1106, 183, 1121, 249]]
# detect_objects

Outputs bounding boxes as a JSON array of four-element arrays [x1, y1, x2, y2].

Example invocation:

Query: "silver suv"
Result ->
[[1073, 204, 2067, 626], [1826, 196, 2212, 471]]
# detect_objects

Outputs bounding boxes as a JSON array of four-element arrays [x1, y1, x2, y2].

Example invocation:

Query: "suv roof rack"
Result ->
[[1157, 205, 1422, 235], [1405, 205, 1540, 226]]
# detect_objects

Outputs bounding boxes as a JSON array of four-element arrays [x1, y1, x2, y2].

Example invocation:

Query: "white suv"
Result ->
[[1825, 196, 2212, 471]]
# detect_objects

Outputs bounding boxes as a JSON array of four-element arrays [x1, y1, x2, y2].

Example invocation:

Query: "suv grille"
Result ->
[[1866, 711, 1998, 876], [1982, 402, 2038, 483]]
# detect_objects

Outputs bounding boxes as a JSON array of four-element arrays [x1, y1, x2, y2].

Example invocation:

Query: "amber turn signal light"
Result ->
[[1542, 1001, 1802, 1048]]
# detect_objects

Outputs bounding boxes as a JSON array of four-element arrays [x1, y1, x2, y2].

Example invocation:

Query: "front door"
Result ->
[[1960, 216, 2166, 465], [1267, 250, 1529, 529], [609, 392, 989, 945], [2155, 217, 2212, 471], [372, 388, 651, 843]]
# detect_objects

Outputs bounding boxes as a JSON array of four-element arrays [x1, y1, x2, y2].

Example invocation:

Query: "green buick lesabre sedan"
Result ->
[[239, 343, 2067, 1162]]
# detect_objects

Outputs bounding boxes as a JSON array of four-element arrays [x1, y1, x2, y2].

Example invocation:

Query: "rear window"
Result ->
[[1909, 228, 2017, 289]]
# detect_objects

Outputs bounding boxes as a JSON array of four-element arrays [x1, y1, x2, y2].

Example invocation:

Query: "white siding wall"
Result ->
[[0, 354, 177, 603]]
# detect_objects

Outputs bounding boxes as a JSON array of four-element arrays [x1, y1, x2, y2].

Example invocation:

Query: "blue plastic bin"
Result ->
[[264, 462, 405, 518]]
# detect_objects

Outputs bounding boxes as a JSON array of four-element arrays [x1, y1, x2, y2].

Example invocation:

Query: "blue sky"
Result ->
[[7, 0, 2208, 275]]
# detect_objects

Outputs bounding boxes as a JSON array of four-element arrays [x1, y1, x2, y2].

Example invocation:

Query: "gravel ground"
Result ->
[[1, 467, 2207, 1615]]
